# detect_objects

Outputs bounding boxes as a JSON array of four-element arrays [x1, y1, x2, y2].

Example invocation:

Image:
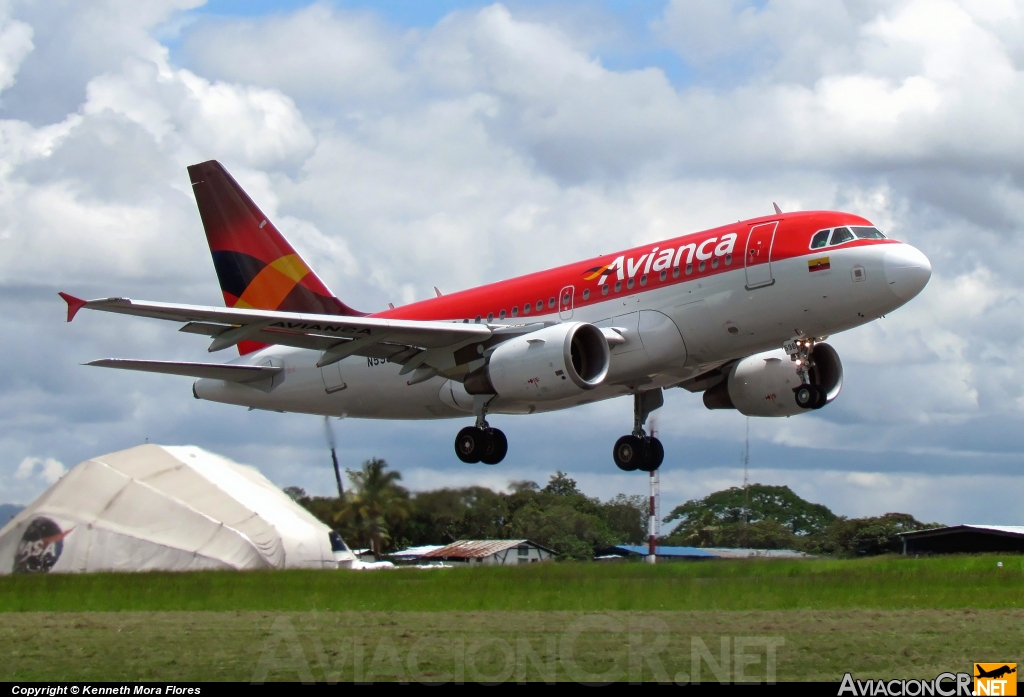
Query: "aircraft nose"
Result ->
[[883, 243, 931, 301]]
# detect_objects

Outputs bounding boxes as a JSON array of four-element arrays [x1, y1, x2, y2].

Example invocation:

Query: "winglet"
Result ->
[[773, 202, 782, 215], [58, 293, 88, 322]]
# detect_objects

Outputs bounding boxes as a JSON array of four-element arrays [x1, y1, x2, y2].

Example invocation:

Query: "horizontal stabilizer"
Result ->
[[86, 359, 282, 384]]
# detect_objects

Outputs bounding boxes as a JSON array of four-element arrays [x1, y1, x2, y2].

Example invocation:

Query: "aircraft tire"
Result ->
[[613, 435, 645, 471], [794, 384, 818, 409], [639, 437, 664, 472], [455, 426, 484, 463], [481, 428, 508, 465]]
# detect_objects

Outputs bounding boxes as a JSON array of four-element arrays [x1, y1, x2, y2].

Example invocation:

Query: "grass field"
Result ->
[[3, 556, 1023, 682]]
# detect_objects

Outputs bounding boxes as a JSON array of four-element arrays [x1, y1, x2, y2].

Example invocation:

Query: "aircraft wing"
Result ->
[[61, 293, 506, 382], [86, 359, 281, 383]]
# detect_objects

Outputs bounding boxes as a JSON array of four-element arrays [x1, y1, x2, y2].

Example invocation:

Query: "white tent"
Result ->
[[0, 444, 357, 574]]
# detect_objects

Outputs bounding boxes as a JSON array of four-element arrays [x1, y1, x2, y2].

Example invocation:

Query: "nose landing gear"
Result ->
[[787, 337, 827, 410], [613, 389, 665, 472], [454, 394, 508, 465]]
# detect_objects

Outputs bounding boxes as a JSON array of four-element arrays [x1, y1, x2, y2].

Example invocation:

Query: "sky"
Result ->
[[1, 0, 1024, 529]]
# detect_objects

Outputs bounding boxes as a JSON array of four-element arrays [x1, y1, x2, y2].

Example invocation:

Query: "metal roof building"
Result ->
[[388, 544, 445, 563], [898, 525, 1024, 555], [420, 539, 555, 565]]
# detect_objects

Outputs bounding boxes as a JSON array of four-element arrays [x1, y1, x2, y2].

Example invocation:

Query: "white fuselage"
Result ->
[[194, 241, 926, 420]]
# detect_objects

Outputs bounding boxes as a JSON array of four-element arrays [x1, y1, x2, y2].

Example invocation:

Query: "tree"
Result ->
[[335, 458, 410, 555], [663, 484, 837, 541], [542, 472, 580, 497], [803, 513, 942, 557], [600, 494, 647, 545], [510, 503, 613, 560], [283, 486, 306, 503], [397, 486, 509, 546], [712, 520, 799, 549]]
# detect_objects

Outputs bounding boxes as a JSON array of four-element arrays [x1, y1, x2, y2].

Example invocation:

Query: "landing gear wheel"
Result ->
[[794, 384, 819, 410], [639, 437, 664, 472], [613, 435, 647, 472], [814, 387, 828, 409], [481, 428, 508, 465], [455, 426, 484, 463]]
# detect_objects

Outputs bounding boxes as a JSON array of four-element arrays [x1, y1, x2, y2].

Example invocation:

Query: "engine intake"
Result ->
[[464, 322, 610, 402], [703, 343, 843, 417]]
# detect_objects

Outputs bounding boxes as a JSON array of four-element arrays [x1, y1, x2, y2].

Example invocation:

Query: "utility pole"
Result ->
[[648, 468, 659, 564], [742, 417, 750, 547], [324, 416, 344, 498]]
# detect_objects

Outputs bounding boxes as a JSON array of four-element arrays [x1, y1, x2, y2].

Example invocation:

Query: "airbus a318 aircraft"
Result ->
[[61, 161, 931, 471]]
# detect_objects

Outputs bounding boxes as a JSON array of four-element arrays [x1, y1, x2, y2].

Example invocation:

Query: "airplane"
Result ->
[[976, 665, 1016, 680], [60, 160, 931, 472]]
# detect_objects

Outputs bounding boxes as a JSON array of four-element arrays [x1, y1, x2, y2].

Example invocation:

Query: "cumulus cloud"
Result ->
[[0, 17, 33, 93], [0, 0, 1022, 526], [15, 456, 66, 484]]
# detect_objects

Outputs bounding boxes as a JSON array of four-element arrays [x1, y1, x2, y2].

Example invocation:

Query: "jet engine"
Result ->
[[464, 322, 610, 402], [702, 343, 843, 417]]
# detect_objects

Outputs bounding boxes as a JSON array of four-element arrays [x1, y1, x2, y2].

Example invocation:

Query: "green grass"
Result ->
[[4, 609, 1023, 681], [2, 554, 1023, 613]]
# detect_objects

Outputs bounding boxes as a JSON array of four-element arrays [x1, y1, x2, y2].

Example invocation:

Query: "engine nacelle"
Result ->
[[703, 343, 843, 417], [464, 322, 610, 402]]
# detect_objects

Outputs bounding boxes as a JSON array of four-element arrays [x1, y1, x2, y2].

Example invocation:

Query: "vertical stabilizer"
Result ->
[[187, 160, 362, 354]]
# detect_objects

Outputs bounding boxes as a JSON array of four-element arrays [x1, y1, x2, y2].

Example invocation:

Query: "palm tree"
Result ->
[[335, 458, 410, 555]]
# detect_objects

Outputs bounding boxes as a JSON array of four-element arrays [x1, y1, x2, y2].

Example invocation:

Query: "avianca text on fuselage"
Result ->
[[586, 233, 739, 286]]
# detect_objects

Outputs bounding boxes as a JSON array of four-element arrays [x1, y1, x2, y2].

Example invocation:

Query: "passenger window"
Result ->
[[851, 226, 886, 240], [523, 304, 530, 315], [810, 230, 830, 249], [548, 297, 555, 308], [511, 306, 518, 317], [536, 301, 543, 311], [829, 227, 854, 245]]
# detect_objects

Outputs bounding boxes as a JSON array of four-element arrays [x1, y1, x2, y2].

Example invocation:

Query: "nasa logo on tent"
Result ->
[[13, 517, 71, 574]]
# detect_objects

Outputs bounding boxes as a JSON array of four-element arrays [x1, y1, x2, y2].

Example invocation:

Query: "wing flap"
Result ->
[[65, 296, 491, 348], [86, 358, 282, 384]]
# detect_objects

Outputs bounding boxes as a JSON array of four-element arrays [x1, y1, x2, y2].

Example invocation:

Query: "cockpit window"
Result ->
[[810, 230, 830, 249], [851, 226, 886, 239], [829, 227, 854, 245]]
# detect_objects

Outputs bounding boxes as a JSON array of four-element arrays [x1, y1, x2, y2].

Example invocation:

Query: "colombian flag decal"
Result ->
[[808, 256, 831, 272]]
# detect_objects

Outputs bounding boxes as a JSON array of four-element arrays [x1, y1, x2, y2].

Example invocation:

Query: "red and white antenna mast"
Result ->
[[647, 417, 660, 564]]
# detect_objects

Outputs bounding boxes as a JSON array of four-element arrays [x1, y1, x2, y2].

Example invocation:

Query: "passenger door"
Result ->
[[744, 221, 778, 289]]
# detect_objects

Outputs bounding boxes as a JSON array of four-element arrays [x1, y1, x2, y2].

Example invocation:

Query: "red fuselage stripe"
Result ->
[[371, 211, 895, 323]]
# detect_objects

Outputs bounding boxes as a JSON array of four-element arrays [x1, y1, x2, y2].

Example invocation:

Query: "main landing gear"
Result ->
[[613, 389, 665, 472], [454, 395, 508, 465], [788, 337, 828, 410]]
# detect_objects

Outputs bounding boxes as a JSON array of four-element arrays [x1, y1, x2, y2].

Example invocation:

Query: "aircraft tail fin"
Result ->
[[187, 160, 363, 354]]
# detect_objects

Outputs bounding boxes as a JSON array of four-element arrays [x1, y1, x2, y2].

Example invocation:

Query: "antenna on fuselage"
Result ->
[[773, 202, 782, 215]]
